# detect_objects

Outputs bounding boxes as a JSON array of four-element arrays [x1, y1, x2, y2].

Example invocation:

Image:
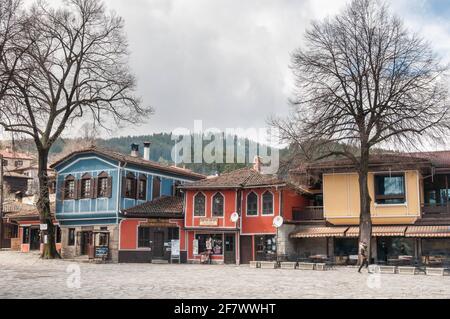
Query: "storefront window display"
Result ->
[[255, 235, 276, 261], [195, 234, 223, 255]]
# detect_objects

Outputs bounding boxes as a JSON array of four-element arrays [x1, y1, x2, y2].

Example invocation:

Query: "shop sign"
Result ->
[[95, 247, 109, 258], [40, 224, 48, 231], [199, 218, 219, 226], [171, 239, 180, 257], [193, 239, 199, 255]]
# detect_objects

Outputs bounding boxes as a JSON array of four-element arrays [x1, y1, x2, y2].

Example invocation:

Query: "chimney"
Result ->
[[143, 142, 151, 161], [253, 156, 262, 173], [130, 143, 139, 157]]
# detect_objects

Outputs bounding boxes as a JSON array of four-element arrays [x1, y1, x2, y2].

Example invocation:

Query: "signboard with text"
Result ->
[[199, 218, 219, 226]]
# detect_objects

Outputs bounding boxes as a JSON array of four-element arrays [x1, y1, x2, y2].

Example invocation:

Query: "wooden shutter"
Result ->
[[61, 180, 66, 201], [91, 178, 98, 199], [122, 175, 127, 197], [75, 179, 82, 200], [132, 178, 138, 199], [106, 176, 113, 198]]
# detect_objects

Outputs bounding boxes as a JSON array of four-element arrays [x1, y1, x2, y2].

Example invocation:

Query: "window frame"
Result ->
[[212, 192, 225, 217], [137, 227, 151, 248], [374, 173, 406, 205], [80, 173, 92, 199], [64, 175, 76, 200], [124, 172, 136, 199], [193, 192, 206, 217], [138, 174, 147, 200], [246, 191, 258, 216], [262, 191, 274, 215]]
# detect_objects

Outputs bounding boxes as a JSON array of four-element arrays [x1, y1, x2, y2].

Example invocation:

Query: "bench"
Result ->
[[315, 263, 327, 271], [379, 265, 397, 274], [259, 261, 278, 269], [297, 262, 315, 270], [280, 262, 297, 270], [397, 266, 419, 275], [425, 268, 446, 276]]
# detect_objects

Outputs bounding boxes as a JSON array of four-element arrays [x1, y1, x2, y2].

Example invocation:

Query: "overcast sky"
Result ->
[[27, 0, 450, 142]]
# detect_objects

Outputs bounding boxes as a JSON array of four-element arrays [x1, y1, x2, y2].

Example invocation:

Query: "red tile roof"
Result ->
[[0, 149, 34, 160], [123, 196, 183, 218], [2, 201, 55, 221], [181, 167, 285, 190]]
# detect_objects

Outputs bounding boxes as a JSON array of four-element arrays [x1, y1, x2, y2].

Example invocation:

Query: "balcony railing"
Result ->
[[421, 204, 450, 219], [292, 206, 324, 221]]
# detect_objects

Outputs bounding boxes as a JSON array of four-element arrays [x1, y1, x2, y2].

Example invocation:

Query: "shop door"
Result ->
[[80, 232, 92, 256], [224, 234, 236, 264], [30, 228, 41, 250], [153, 231, 165, 258], [240, 235, 253, 264]]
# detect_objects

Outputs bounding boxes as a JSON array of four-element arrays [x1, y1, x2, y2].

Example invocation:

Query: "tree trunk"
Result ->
[[37, 148, 60, 259], [358, 149, 372, 265]]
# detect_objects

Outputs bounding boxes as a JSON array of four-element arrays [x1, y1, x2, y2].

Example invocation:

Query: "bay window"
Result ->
[[374, 173, 406, 204]]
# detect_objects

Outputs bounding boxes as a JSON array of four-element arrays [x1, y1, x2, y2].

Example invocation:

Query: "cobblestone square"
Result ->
[[0, 251, 449, 299]]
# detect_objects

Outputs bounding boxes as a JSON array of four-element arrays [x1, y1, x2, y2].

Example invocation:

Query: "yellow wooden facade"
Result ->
[[323, 170, 421, 225]]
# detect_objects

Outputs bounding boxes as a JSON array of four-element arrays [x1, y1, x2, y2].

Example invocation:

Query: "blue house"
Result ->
[[50, 143, 204, 261]]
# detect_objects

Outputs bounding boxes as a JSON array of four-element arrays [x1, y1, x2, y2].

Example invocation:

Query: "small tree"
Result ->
[[0, 0, 152, 258], [272, 0, 449, 261]]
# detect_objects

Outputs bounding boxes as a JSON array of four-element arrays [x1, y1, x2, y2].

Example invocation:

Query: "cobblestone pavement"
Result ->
[[0, 251, 449, 299]]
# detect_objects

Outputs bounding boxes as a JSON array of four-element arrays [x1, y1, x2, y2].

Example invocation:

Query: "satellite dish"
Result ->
[[273, 216, 284, 228], [230, 212, 239, 223]]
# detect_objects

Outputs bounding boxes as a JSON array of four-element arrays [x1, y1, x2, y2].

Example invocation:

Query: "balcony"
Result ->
[[421, 204, 450, 219], [292, 206, 324, 221]]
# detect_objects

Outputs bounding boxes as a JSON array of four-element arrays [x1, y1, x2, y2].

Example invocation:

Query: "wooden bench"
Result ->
[[280, 262, 297, 270], [397, 266, 419, 275], [249, 261, 260, 268], [379, 265, 397, 274], [259, 261, 278, 269], [426, 268, 446, 276], [297, 262, 315, 270]]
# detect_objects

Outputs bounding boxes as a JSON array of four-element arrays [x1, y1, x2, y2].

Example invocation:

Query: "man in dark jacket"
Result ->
[[358, 242, 369, 273]]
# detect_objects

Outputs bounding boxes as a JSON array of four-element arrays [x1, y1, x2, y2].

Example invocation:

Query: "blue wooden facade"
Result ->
[[52, 149, 203, 227]]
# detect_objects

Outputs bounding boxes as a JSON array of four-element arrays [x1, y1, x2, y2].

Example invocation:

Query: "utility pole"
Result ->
[[0, 154, 4, 249]]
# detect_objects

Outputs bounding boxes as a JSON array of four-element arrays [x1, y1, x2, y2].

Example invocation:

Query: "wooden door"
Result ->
[[240, 235, 253, 264], [80, 231, 92, 256], [30, 228, 40, 250], [224, 234, 236, 264], [153, 231, 165, 258]]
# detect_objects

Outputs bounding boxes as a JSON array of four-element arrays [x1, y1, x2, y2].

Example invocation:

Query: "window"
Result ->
[[68, 228, 75, 246], [168, 228, 179, 241], [173, 181, 182, 197], [22, 227, 30, 244], [138, 175, 147, 200], [4, 224, 18, 239], [374, 174, 406, 204], [212, 193, 224, 217], [64, 175, 76, 199], [247, 192, 258, 216], [254, 235, 276, 261], [195, 234, 223, 255], [152, 176, 161, 199], [14, 160, 23, 167], [2, 159, 8, 166], [262, 191, 274, 215], [97, 172, 112, 198], [123, 173, 136, 198], [138, 227, 151, 248], [80, 174, 92, 199], [194, 193, 206, 216]]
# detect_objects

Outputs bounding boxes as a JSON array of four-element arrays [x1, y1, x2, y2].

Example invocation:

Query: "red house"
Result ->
[[181, 159, 307, 264]]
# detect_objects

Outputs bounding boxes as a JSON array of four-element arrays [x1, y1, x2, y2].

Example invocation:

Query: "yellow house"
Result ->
[[288, 152, 450, 266]]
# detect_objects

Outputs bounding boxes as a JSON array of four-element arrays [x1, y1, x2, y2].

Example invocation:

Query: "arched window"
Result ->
[[212, 193, 224, 217], [80, 173, 93, 199], [262, 191, 274, 215], [247, 192, 258, 216], [194, 193, 206, 216], [138, 174, 147, 200], [64, 175, 76, 200]]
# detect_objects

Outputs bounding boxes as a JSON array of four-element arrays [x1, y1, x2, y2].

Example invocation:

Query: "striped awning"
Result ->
[[290, 227, 348, 239], [405, 226, 450, 238], [345, 226, 407, 237]]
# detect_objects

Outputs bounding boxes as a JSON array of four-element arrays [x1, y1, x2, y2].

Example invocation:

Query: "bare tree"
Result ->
[[0, 0, 153, 258], [272, 0, 449, 261]]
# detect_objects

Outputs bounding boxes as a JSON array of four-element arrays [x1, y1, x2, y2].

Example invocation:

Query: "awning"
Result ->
[[345, 226, 407, 237], [405, 226, 450, 238], [290, 227, 348, 239]]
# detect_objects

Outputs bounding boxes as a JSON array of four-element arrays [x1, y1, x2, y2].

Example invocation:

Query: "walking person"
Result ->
[[358, 241, 369, 273]]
